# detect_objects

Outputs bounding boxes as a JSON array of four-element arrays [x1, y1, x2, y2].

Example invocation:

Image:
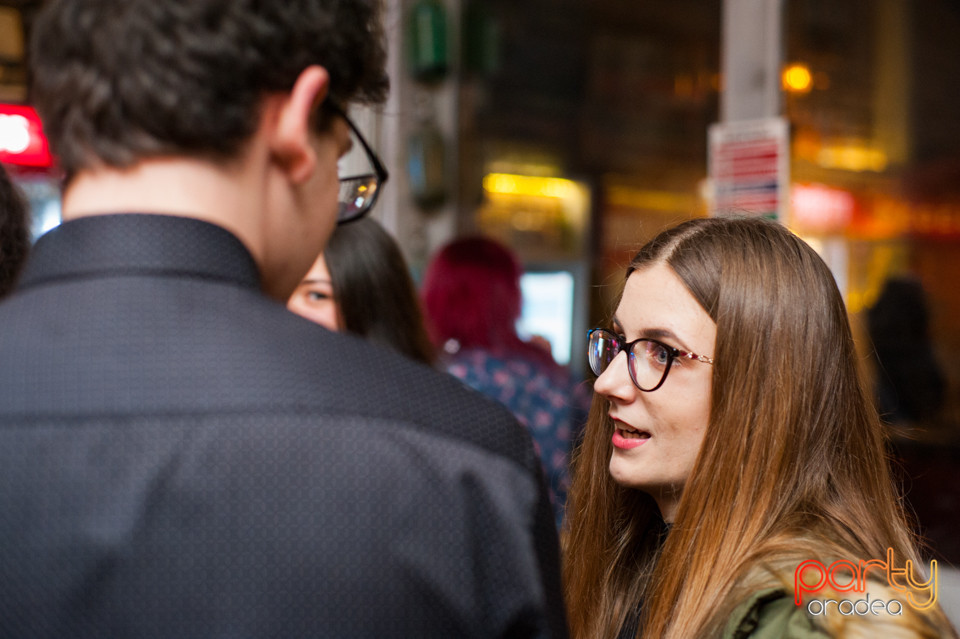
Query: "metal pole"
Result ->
[[721, 0, 784, 122]]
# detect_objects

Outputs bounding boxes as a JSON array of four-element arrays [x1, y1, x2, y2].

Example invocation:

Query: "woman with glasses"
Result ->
[[564, 216, 956, 638], [288, 217, 434, 366]]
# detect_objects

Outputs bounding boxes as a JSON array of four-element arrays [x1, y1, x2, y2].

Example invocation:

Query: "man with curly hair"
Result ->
[[0, 2, 567, 637]]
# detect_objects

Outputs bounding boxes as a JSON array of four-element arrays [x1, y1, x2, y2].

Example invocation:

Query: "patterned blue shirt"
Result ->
[[445, 347, 591, 527]]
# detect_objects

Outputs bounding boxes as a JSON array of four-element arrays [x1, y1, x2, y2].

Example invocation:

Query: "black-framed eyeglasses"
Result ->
[[324, 101, 389, 225], [587, 327, 714, 392]]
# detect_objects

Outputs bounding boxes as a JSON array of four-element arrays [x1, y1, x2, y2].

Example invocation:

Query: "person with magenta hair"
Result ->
[[288, 217, 435, 366], [564, 216, 956, 639], [422, 236, 591, 527]]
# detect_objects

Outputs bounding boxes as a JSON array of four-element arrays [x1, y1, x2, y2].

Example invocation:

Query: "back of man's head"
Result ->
[[29, 0, 389, 177]]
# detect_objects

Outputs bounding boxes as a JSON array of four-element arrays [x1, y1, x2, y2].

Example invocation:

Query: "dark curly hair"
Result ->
[[0, 165, 30, 298], [29, 0, 389, 175]]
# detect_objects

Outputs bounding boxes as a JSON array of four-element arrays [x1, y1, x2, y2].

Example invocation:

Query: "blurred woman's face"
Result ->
[[287, 253, 340, 331], [593, 262, 716, 522]]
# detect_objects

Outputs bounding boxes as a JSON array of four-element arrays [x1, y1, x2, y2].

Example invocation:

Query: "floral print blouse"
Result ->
[[444, 346, 592, 528]]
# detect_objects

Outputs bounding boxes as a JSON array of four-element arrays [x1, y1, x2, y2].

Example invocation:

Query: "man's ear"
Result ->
[[271, 65, 330, 184]]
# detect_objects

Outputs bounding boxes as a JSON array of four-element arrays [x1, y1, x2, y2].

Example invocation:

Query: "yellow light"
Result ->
[[816, 145, 888, 172], [482, 173, 579, 200], [782, 63, 813, 93]]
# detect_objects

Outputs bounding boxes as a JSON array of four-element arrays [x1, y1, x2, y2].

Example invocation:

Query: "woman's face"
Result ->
[[593, 262, 716, 522], [287, 253, 340, 331]]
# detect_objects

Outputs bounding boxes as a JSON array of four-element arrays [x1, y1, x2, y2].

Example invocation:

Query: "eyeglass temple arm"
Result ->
[[677, 351, 714, 365], [324, 99, 389, 183]]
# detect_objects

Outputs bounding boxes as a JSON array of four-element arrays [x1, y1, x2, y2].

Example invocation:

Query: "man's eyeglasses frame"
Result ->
[[324, 100, 389, 225]]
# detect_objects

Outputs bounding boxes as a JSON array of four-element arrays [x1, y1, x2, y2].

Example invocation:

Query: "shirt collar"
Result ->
[[18, 213, 261, 291]]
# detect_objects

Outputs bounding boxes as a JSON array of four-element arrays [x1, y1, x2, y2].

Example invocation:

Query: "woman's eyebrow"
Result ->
[[612, 318, 695, 351], [641, 327, 697, 352], [642, 327, 679, 341]]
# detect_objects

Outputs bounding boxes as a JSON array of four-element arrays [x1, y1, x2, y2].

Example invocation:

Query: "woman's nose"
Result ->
[[593, 350, 635, 401]]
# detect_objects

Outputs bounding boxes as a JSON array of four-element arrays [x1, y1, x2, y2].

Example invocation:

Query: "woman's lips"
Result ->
[[611, 425, 651, 450]]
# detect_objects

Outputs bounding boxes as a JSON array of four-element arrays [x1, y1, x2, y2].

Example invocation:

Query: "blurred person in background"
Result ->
[[0, 1, 568, 637], [288, 216, 435, 365], [0, 164, 30, 298], [564, 216, 956, 639], [422, 236, 590, 528], [867, 275, 946, 427], [868, 274, 960, 605]]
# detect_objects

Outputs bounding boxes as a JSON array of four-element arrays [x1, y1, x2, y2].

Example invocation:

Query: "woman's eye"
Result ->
[[647, 342, 672, 366], [306, 290, 331, 302]]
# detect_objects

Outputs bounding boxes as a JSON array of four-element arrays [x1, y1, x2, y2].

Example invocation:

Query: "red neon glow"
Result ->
[[791, 183, 854, 232], [0, 104, 53, 168]]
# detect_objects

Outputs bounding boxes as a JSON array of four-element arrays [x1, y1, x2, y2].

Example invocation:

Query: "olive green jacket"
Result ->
[[722, 589, 828, 639], [722, 587, 956, 639]]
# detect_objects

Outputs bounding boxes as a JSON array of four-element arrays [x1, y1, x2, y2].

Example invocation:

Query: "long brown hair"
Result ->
[[564, 217, 952, 638]]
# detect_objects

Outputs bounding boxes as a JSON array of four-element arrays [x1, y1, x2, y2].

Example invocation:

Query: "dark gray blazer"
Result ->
[[0, 214, 567, 639]]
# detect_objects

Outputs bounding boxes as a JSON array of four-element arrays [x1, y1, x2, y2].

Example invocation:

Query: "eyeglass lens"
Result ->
[[588, 329, 673, 391], [337, 175, 381, 222], [588, 329, 621, 378], [628, 340, 673, 391]]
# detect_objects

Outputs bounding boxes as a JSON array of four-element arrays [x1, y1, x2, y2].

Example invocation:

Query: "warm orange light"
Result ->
[[817, 145, 888, 172], [782, 64, 813, 93]]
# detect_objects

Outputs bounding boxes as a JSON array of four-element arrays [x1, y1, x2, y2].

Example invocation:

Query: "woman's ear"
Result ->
[[270, 65, 330, 184]]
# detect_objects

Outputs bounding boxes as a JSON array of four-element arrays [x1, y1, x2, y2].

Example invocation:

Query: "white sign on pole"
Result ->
[[708, 117, 789, 220]]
